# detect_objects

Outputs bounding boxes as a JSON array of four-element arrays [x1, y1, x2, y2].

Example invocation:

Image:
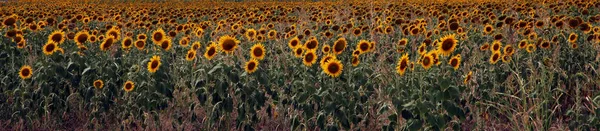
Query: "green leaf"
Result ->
[[208, 63, 223, 75]]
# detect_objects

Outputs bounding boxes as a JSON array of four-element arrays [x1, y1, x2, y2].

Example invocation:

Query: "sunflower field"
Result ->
[[1, 0, 600, 130]]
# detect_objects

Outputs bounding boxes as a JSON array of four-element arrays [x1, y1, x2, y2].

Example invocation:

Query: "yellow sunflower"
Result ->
[[250, 43, 266, 60], [568, 32, 578, 43], [218, 35, 240, 54], [304, 37, 319, 51], [421, 53, 434, 70], [356, 40, 371, 54], [179, 37, 190, 47], [246, 28, 257, 40], [396, 53, 409, 75], [100, 37, 115, 51], [464, 71, 472, 84], [204, 43, 218, 60], [303, 51, 317, 67], [19, 65, 33, 80], [293, 47, 304, 58], [48, 30, 65, 44], [323, 59, 343, 78], [74, 31, 89, 45], [351, 55, 360, 67], [491, 41, 502, 53], [159, 38, 172, 51], [147, 55, 161, 73], [448, 54, 461, 70], [489, 52, 501, 64], [106, 27, 121, 40], [191, 42, 202, 51], [526, 44, 536, 53], [94, 79, 104, 89], [322, 44, 331, 54], [332, 37, 347, 55], [244, 59, 259, 74], [42, 41, 58, 55], [151, 28, 166, 45], [288, 37, 301, 49], [135, 40, 145, 50], [123, 81, 134, 92], [121, 37, 133, 50], [437, 34, 458, 56], [186, 49, 196, 61]]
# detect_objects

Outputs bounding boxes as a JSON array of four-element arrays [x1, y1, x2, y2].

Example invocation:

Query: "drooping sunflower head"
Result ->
[[19, 65, 33, 80], [323, 59, 343, 78], [250, 43, 266, 60], [303, 51, 317, 67], [244, 59, 259, 74], [437, 34, 457, 56], [333, 37, 347, 55], [94, 79, 104, 89], [218, 35, 240, 54], [479, 43, 490, 51], [357, 40, 371, 53], [396, 53, 410, 75], [123, 81, 135, 92], [288, 37, 301, 49], [204, 43, 218, 60], [151, 28, 166, 44], [448, 54, 461, 70], [464, 71, 472, 84], [75, 31, 90, 45], [489, 52, 501, 64], [148, 55, 161, 73], [48, 30, 65, 44]]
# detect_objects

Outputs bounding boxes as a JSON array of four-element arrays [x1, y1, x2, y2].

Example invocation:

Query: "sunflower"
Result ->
[[504, 45, 515, 55], [356, 40, 371, 53], [17, 40, 25, 49], [137, 34, 147, 40], [421, 53, 434, 70], [571, 43, 578, 49], [320, 54, 337, 67], [368, 41, 376, 52], [135, 40, 145, 50], [42, 41, 58, 55], [293, 47, 304, 58], [100, 37, 115, 51], [351, 55, 360, 67], [185, 49, 197, 61], [247, 43, 265, 60], [179, 37, 190, 47], [122, 37, 133, 50], [332, 37, 347, 55], [268, 30, 277, 39], [437, 34, 457, 56], [244, 59, 259, 74], [398, 38, 408, 47], [89, 35, 97, 43], [93, 79, 104, 89], [489, 52, 501, 64], [288, 37, 301, 49], [19, 65, 33, 80], [480, 43, 490, 51], [352, 28, 361, 36], [147, 55, 161, 73], [491, 41, 502, 52], [304, 37, 319, 51], [539, 41, 550, 49], [448, 54, 461, 70], [189, 41, 200, 50], [106, 27, 121, 40], [159, 38, 172, 51], [246, 28, 257, 40], [123, 81, 134, 92], [204, 43, 218, 60], [2, 14, 17, 27], [396, 53, 409, 75], [526, 44, 536, 53], [464, 71, 472, 84], [74, 31, 90, 45], [322, 44, 331, 54], [352, 50, 361, 56], [483, 24, 493, 34], [303, 51, 317, 67], [218, 35, 240, 54], [418, 43, 427, 55], [501, 54, 511, 63], [518, 40, 528, 49], [568, 32, 578, 43], [48, 30, 65, 44], [151, 28, 166, 45], [323, 59, 343, 78]]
